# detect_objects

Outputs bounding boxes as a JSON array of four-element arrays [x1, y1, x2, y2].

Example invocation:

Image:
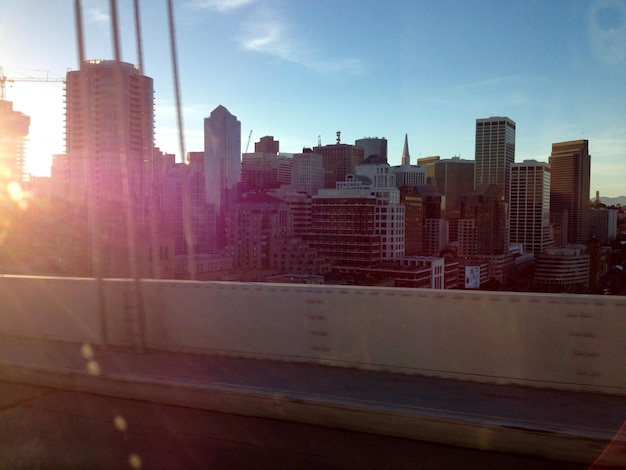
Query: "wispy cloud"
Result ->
[[189, 0, 257, 13], [238, 10, 365, 75], [186, 1, 365, 74], [460, 75, 550, 90], [85, 7, 109, 24]]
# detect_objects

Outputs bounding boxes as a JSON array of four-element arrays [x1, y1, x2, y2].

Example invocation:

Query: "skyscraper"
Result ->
[[204, 105, 241, 251], [474, 117, 516, 201], [549, 139, 591, 245], [66, 60, 154, 206], [0, 100, 30, 182], [65, 60, 154, 276], [400, 134, 410, 165], [392, 135, 427, 187], [510, 160, 552, 253], [434, 157, 475, 213]]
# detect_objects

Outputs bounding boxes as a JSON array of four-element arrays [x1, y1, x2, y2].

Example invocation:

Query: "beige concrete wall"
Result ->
[[1, 275, 625, 394], [138, 281, 626, 394], [0, 275, 102, 342]]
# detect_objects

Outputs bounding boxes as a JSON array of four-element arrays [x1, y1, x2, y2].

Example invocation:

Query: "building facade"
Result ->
[[509, 160, 552, 253], [311, 188, 381, 267], [65, 59, 154, 277], [459, 184, 507, 256], [355, 137, 388, 162], [549, 140, 591, 245], [204, 105, 241, 251], [226, 193, 292, 271], [241, 152, 292, 193], [417, 156, 440, 184], [355, 160, 405, 261], [423, 218, 449, 256], [534, 247, 589, 292], [290, 151, 325, 196], [254, 135, 279, 154], [0, 100, 30, 182], [590, 208, 618, 245], [474, 116, 516, 201], [313, 142, 364, 189], [434, 157, 475, 214], [434, 157, 475, 243], [392, 134, 427, 187]]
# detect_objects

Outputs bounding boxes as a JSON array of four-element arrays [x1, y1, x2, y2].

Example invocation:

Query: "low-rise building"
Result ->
[[534, 247, 589, 292]]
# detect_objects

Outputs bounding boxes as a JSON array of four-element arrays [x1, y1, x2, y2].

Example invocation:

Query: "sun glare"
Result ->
[[6, 81, 65, 177], [6, 181, 29, 210]]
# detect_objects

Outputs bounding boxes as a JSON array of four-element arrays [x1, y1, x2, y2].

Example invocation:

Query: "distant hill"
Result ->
[[595, 196, 626, 206]]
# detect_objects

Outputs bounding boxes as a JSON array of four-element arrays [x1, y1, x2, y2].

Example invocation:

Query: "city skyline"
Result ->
[[2, 0, 625, 197]]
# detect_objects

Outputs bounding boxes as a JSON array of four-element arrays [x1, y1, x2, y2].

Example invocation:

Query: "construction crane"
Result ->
[[0, 66, 65, 100], [245, 130, 253, 153]]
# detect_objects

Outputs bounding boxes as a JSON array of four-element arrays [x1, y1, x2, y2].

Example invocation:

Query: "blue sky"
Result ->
[[1, 0, 625, 197]]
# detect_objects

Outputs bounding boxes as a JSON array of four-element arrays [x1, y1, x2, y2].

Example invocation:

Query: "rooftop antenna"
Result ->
[[336, 130, 341, 144], [317, 135, 321, 147]]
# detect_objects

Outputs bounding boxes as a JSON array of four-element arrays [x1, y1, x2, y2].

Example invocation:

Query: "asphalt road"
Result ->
[[0, 380, 591, 470]]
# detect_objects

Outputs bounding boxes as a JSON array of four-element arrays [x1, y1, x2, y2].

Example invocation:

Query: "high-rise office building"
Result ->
[[590, 208, 618, 245], [354, 160, 405, 261], [434, 157, 475, 214], [433, 157, 475, 243], [549, 139, 591, 245], [204, 105, 241, 250], [313, 141, 364, 189], [474, 117, 516, 201], [459, 184, 507, 256], [355, 137, 387, 162], [417, 156, 440, 184], [510, 160, 552, 253], [310, 188, 380, 267], [400, 188, 424, 256], [160, 152, 214, 258], [414, 184, 446, 256], [290, 150, 325, 196], [65, 60, 154, 276], [311, 165, 404, 266]]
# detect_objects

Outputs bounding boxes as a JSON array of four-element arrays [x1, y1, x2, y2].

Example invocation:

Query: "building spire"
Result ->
[[401, 133, 410, 165]]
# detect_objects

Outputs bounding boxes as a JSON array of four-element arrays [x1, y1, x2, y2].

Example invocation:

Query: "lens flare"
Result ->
[[6, 181, 29, 210]]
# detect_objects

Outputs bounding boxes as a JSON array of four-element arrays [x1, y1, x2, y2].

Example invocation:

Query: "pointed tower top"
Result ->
[[401, 133, 410, 166]]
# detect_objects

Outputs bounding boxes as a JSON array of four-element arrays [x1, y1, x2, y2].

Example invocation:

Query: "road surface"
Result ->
[[0, 380, 590, 469]]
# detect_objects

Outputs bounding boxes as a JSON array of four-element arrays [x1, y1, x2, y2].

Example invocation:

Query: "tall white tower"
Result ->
[[510, 160, 552, 253]]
